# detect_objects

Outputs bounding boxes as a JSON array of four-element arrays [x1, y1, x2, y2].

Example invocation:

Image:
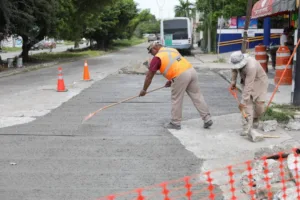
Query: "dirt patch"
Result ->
[[118, 59, 160, 75]]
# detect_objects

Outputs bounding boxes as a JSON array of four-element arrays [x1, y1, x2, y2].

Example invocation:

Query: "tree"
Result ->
[[0, 0, 59, 61], [196, 0, 261, 52], [196, 0, 256, 52], [0, 0, 13, 43], [85, 0, 138, 49], [56, 0, 113, 48], [133, 9, 160, 38], [0, 0, 150, 62], [174, 0, 195, 18]]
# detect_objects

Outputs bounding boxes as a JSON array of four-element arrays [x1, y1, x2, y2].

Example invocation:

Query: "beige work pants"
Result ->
[[242, 96, 266, 134], [171, 68, 211, 125]]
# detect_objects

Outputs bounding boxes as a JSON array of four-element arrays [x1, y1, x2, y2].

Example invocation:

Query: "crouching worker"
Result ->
[[229, 51, 269, 136]]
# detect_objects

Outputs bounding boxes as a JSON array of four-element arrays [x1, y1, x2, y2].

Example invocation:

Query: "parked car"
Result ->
[[156, 34, 161, 40], [31, 41, 46, 50], [31, 40, 56, 50], [45, 40, 56, 49], [147, 34, 157, 42]]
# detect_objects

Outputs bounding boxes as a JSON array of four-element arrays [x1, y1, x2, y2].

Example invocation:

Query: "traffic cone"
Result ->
[[57, 67, 67, 92], [83, 60, 91, 81]]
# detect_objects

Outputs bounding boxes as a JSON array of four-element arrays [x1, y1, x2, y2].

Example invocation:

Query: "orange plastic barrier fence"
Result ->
[[96, 148, 300, 200]]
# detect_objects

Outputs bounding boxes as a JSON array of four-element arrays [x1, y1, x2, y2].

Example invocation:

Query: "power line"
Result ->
[[156, 0, 165, 19], [156, 0, 165, 9]]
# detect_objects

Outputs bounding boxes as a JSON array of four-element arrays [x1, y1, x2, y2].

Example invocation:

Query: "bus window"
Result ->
[[163, 19, 188, 40]]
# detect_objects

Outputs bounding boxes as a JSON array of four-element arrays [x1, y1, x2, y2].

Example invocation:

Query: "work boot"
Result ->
[[253, 118, 259, 129], [164, 122, 181, 130], [204, 120, 213, 129], [240, 129, 249, 136], [241, 124, 251, 136]]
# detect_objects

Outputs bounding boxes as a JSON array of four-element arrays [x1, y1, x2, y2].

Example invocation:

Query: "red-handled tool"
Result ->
[[228, 87, 249, 122]]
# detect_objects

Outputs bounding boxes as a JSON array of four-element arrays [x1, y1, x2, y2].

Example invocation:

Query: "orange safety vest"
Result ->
[[156, 47, 192, 80]]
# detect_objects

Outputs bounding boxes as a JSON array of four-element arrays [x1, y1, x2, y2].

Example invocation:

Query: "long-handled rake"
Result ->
[[82, 86, 166, 123], [228, 87, 249, 122]]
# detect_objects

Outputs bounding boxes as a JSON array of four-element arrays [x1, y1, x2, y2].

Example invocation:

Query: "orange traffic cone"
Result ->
[[57, 67, 67, 92], [83, 60, 91, 81]]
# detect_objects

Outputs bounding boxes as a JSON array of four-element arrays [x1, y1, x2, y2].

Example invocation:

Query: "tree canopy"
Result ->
[[195, 0, 260, 52], [174, 0, 195, 18], [0, 0, 58, 59], [134, 9, 160, 38], [0, 0, 158, 61]]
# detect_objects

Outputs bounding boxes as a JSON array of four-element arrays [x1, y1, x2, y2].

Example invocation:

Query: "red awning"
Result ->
[[251, 0, 296, 19], [252, 0, 273, 19]]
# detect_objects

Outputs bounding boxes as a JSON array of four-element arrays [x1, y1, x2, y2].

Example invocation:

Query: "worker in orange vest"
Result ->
[[139, 42, 213, 130]]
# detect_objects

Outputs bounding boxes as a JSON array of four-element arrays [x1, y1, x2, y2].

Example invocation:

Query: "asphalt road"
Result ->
[[0, 44, 237, 200]]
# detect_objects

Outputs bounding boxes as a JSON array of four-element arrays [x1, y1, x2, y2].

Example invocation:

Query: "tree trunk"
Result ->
[[95, 39, 103, 50], [211, 23, 217, 53], [104, 40, 110, 50], [207, 26, 211, 53], [21, 35, 30, 62], [89, 38, 93, 48], [74, 40, 79, 48], [242, 0, 253, 53]]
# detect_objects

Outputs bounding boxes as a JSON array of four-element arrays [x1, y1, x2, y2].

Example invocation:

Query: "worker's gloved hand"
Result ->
[[230, 83, 236, 90], [165, 81, 172, 88], [139, 89, 146, 97], [238, 103, 245, 111]]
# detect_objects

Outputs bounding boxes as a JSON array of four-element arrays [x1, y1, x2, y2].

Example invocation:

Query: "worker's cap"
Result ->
[[147, 41, 159, 53], [229, 50, 249, 69]]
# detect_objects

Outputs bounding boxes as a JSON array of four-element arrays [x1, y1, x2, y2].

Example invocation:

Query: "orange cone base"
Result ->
[[57, 80, 68, 92], [83, 78, 93, 81], [57, 88, 68, 92], [274, 78, 292, 85], [274, 69, 292, 85]]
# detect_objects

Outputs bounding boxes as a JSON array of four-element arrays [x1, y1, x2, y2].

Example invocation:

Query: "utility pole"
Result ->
[[293, 3, 300, 105], [241, 0, 253, 53], [207, 0, 212, 52], [156, 0, 165, 19]]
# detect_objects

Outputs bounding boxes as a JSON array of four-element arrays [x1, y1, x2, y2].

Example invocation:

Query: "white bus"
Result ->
[[160, 17, 193, 52]]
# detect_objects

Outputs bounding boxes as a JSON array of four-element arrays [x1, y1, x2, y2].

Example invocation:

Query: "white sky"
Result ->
[[134, 0, 196, 19]]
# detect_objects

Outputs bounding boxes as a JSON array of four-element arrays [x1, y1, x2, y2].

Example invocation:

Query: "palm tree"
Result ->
[[174, 0, 195, 18]]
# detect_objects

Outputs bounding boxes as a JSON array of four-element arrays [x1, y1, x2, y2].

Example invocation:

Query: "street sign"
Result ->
[[247, 30, 255, 37]]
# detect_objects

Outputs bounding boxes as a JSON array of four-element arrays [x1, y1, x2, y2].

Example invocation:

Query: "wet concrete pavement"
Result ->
[[0, 44, 239, 200]]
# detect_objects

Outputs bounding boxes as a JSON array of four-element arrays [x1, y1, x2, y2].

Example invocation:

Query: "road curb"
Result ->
[[0, 43, 147, 79], [212, 69, 243, 92]]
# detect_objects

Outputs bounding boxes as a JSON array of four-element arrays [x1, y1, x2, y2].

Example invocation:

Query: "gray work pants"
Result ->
[[171, 68, 211, 125]]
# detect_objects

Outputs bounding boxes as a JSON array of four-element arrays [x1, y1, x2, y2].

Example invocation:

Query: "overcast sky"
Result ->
[[134, 0, 196, 19]]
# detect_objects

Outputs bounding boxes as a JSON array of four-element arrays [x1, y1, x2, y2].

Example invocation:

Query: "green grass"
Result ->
[[112, 37, 147, 49], [271, 104, 300, 111], [260, 104, 300, 124], [31, 50, 104, 61], [2, 47, 22, 52], [27, 37, 145, 62], [213, 57, 227, 63]]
